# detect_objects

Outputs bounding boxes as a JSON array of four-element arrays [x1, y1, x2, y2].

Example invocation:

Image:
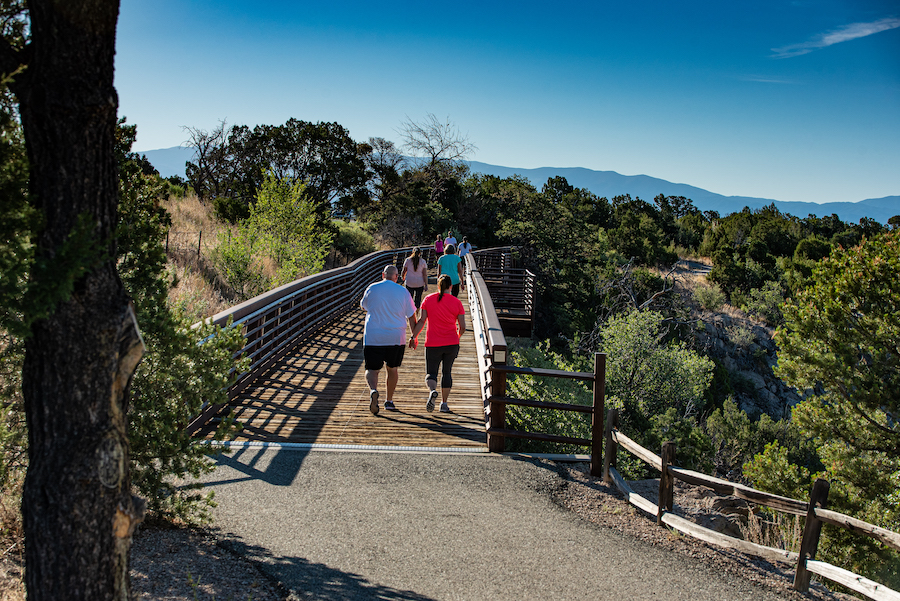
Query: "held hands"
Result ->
[[408, 336, 418, 349]]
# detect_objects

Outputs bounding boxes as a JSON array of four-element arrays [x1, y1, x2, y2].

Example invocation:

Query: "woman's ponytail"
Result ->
[[437, 274, 451, 301]]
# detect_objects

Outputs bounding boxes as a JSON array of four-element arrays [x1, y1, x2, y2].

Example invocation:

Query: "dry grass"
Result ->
[[161, 194, 241, 320], [0, 476, 24, 601], [740, 510, 803, 554], [162, 193, 222, 235], [166, 255, 234, 322]]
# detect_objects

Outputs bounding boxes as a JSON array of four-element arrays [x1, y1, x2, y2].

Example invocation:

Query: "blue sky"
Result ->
[[116, 0, 899, 204]]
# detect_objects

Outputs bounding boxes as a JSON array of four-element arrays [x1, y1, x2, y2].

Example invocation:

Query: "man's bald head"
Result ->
[[382, 265, 398, 280]]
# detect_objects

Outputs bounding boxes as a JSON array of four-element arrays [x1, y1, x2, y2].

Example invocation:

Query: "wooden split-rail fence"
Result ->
[[189, 245, 899, 600]]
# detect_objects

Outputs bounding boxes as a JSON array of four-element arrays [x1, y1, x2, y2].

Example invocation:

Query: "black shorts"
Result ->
[[364, 345, 406, 370]]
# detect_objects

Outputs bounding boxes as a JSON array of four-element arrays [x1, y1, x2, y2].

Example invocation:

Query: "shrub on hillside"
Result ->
[[693, 283, 725, 312]]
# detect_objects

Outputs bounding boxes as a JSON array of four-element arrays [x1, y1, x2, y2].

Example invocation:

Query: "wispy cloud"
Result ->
[[739, 75, 799, 84], [771, 17, 900, 58]]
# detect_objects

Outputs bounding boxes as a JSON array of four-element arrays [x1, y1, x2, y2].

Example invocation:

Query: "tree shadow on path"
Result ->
[[216, 534, 437, 601]]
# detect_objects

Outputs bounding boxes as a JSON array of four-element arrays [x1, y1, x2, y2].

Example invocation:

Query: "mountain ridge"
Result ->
[[139, 146, 899, 224]]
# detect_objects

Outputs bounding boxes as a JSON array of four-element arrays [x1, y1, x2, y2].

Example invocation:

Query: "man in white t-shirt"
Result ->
[[444, 230, 458, 251], [360, 265, 417, 414]]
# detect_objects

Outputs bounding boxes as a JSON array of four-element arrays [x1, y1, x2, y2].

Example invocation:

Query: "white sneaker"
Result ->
[[426, 390, 438, 412]]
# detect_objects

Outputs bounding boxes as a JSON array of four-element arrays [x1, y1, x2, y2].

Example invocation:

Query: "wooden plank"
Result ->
[[487, 396, 595, 414], [805, 561, 900, 601], [212, 287, 488, 450], [491, 365, 595, 381], [660, 512, 798, 564], [814, 508, 900, 553], [669, 466, 809, 516], [609, 467, 798, 565], [607, 466, 658, 515], [612, 430, 662, 468]]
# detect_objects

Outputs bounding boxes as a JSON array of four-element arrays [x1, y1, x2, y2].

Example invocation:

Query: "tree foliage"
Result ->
[[185, 118, 370, 219], [214, 171, 334, 298], [774, 230, 900, 584], [116, 123, 248, 522]]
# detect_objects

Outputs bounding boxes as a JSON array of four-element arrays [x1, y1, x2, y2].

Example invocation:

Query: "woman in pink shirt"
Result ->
[[434, 233, 444, 255], [408, 274, 466, 413]]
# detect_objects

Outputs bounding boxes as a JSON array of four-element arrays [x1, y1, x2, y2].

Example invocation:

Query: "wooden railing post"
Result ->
[[658, 441, 676, 524], [794, 478, 830, 592], [590, 353, 606, 477], [488, 370, 507, 453], [603, 408, 618, 484]]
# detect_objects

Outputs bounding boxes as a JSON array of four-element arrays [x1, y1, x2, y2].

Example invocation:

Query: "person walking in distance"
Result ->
[[444, 230, 457, 250], [408, 274, 466, 413], [458, 236, 472, 258], [434, 233, 444, 255], [401, 246, 428, 314], [360, 265, 417, 414], [437, 244, 464, 297]]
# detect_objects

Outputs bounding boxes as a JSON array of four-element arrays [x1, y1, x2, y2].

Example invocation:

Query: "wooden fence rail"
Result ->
[[602, 408, 900, 601]]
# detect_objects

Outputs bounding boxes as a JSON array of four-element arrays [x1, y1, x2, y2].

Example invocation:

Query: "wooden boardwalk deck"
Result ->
[[223, 288, 488, 450]]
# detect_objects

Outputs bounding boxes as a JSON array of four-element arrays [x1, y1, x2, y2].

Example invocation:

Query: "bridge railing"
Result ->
[[188, 245, 430, 434], [465, 248, 605, 477], [603, 408, 900, 600]]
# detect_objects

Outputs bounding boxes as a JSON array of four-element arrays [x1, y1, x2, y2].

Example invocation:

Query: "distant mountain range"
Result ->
[[140, 146, 899, 225]]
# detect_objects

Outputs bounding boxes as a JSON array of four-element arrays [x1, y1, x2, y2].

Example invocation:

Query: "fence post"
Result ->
[[487, 370, 507, 453], [794, 478, 830, 592], [603, 408, 618, 484], [658, 441, 676, 525], [197, 230, 202, 256], [590, 353, 606, 477]]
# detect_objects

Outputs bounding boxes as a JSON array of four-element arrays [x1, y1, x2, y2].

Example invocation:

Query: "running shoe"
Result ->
[[384, 400, 397, 411], [426, 390, 438, 412], [369, 389, 379, 415], [440, 402, 450, 413]]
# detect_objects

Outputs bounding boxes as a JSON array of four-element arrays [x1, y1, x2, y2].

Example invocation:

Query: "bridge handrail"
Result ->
[[465, 248, 605, 476], [188, 245, 431, 434], [602, 408, 900, 600]]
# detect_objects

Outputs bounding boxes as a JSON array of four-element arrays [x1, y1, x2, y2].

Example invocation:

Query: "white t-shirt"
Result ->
[[360, 279, 416, 346], [444, 236, 458, 250]]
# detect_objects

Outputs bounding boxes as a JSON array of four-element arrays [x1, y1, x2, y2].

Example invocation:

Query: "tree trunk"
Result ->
[[13, 1, 145, 599]]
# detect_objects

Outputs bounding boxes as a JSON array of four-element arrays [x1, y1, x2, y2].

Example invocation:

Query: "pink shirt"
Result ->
[[420, 292, 465, 347], [403, 257, 428, 288]]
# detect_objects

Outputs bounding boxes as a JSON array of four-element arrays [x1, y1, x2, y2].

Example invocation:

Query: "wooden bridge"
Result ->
[[189, 247, 538, 452]]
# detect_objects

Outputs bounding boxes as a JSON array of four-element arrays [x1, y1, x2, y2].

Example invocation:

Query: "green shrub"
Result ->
[[212, 228, 268, 300], [694, 283, 725, 311], [333, 219, 376, 258], [213, 195, 250, 223], [728, 324, 755, 348], [744, 281, 784, 325]]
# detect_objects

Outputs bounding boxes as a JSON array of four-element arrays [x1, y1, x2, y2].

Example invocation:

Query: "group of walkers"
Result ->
[[359, 231, 472, 416]]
